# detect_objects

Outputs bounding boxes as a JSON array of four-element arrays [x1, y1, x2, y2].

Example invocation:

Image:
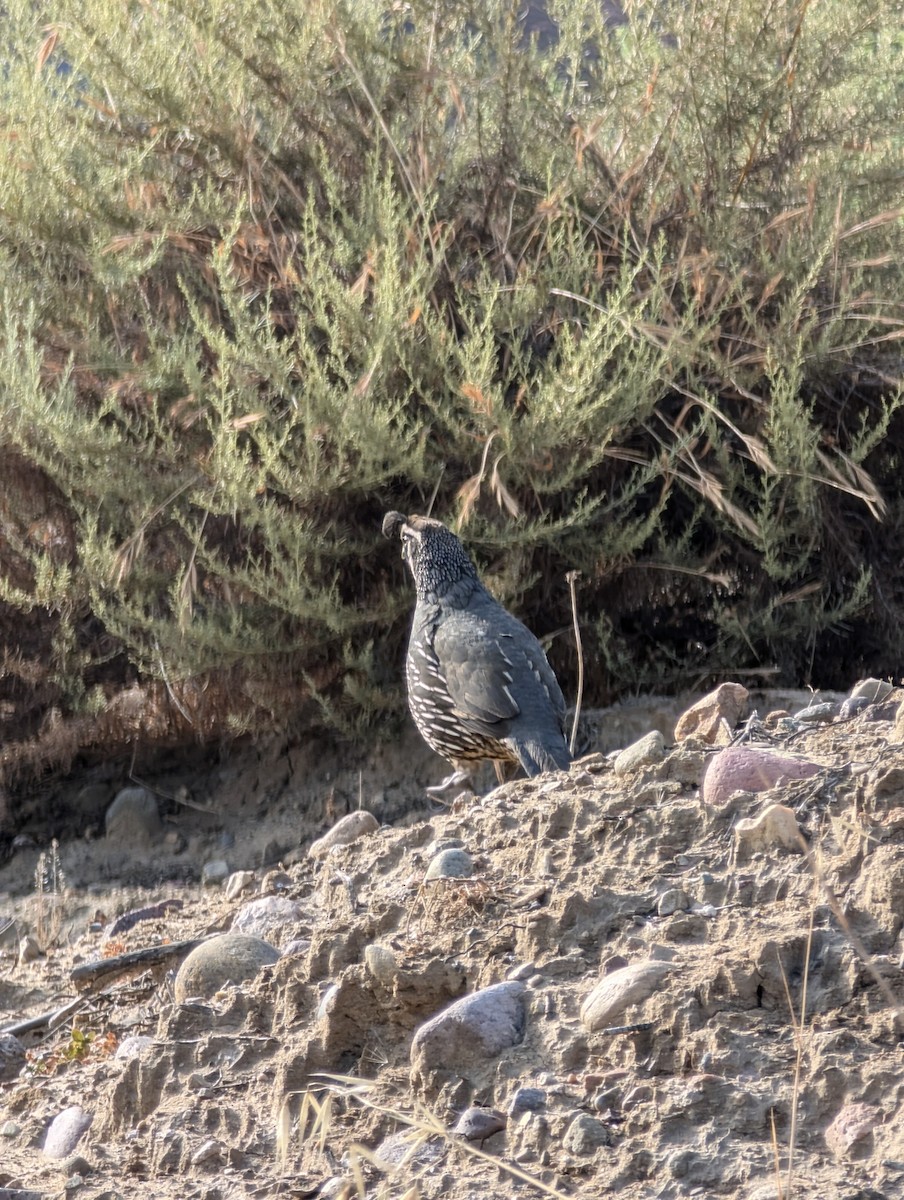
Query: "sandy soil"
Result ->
[[0, 687, 902, 1200]]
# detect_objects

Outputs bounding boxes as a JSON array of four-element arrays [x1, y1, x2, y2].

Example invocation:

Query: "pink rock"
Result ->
[[825, 1102, 880, 1156], [702, 745, 821, 806]]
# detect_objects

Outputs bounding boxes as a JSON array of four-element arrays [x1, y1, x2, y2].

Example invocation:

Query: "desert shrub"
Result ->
[[0, 0, 902, 773]]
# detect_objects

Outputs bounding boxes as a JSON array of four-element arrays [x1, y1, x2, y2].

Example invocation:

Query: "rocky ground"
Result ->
[[0, 682, 903, 1200]]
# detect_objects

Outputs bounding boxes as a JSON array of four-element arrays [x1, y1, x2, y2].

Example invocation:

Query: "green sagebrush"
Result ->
[[0, 0, 901, 762]]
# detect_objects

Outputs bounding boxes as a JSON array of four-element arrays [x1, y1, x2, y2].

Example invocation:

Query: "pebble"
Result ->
[[838, 696, 869, 720], [657, 888, 691, 917], [824, 1101, 880, 1156], [174, 933, 279, 1003], [224, 870, 256, 901], [18, 935, 41, 965], [281, 937, 311, 958], [424, 848, 474, 880], [613, 731, 665, 775], [563, 1113, 612, 1154], [308, 811, 379, 859], [581, 960, 673, 1032], [793, 701, 838, 724], [364, 943, 399, 985], [104, 787, 162, 843], [702, 745, 821, 806], [410, 981, 526, 1081], [260, 869, 292, 893], [43, 1105, 93, 1159], [849, 677, 894, 703], [201, 860, 230, 888], [114, 1035, 155, 1060], [674, 683, 749, 745], [61, 1155, 92, 1177], [508, 1087, 546, 1116], [0, 1119, 21, 1137], [734, 804, 803, 856], [452, 1106, 507, 1144], [190, 1138, 222, 1165], [231, 896, 305, 944]]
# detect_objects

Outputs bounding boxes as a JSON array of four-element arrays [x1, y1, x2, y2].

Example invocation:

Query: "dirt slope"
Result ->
[[0, 689, 903, 1200]]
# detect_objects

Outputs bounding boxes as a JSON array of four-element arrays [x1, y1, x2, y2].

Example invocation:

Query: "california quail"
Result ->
[[382, 511, 572, 791]]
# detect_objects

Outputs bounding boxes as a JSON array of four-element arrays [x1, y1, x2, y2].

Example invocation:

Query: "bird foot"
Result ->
[[426, 769, 475, 796]]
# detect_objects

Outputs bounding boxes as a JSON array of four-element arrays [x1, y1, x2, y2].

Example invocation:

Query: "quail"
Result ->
[[382, 511, 572, 791]]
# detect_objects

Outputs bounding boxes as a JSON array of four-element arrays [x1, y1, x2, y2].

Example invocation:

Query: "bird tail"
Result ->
[[507, 736, 572, 778]]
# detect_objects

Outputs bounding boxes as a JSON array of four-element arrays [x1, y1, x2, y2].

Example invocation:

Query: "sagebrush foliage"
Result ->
[[0, 0, 903, 767]]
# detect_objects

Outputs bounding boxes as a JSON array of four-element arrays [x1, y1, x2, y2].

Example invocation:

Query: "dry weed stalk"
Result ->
[[278, 1073, 573, 1199], [33, 838, 66, 952]]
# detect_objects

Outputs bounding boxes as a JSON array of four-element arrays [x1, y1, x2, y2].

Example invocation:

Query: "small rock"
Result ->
[[702, 745, 821, 806], [824, 1101, 880, 1156], [1, 1119, 21, 1136], [201, 860, 230, 888], [364, 943, 399, 985], [260, 869, 292, 893], [410, 981, 526, 1083], [61, 1155, 92, 1177], [581, 960, 673, 1032], [838, 696, 870, 721], [734, 804, 803, 857], [18, 935, 41, 965], [563, 1113, 611, 1154], [309, 811, 379, 859], [793, 701, 838, 724], [105, 787, 161, 844], [224, 870, 256, 901], [452, 1106, 506, 1145], [658, 888, 691, 917], [43, 1105, 93, 1159], [506, 962, 538, 982], [190, 1138, 222, 1165], [63, 1175, 85, 1193], [231, 895, 305, 944], [114, 1035, 155, 1060], [281, 937, 311, 958], [424, 848, 474, 881], [174, 933, 279, 1003], [674, 683, 749, 745], [0, 1033, 26, 1082], [613, 731, 665, 775], [508, 1087, 546, 1116], [849, 677, 894, 704]]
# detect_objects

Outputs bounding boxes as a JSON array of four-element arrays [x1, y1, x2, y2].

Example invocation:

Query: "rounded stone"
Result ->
[[613, 731, 666, 775], [424, 848, 474, 881], [105, 787, 161, 843], [201, 860, 230, 887], [309, 810, 379, 859], [850, 677, 893, 704], [231, 895, 305, 944], [43, 1105, 93, 1159], [174, 933, 279, 1003]]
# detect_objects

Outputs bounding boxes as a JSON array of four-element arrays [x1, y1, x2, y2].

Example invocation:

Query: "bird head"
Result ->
[[382, 511, 479, 603]]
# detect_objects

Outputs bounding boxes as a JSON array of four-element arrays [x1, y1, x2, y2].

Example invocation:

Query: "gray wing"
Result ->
[[433, 605, 565, 736]]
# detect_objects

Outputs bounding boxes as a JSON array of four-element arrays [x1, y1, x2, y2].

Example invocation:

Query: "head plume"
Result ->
[[382, 511, 479, 603]]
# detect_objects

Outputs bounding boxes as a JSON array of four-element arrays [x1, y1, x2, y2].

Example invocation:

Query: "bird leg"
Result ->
[[426, 767, 477, 795]]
